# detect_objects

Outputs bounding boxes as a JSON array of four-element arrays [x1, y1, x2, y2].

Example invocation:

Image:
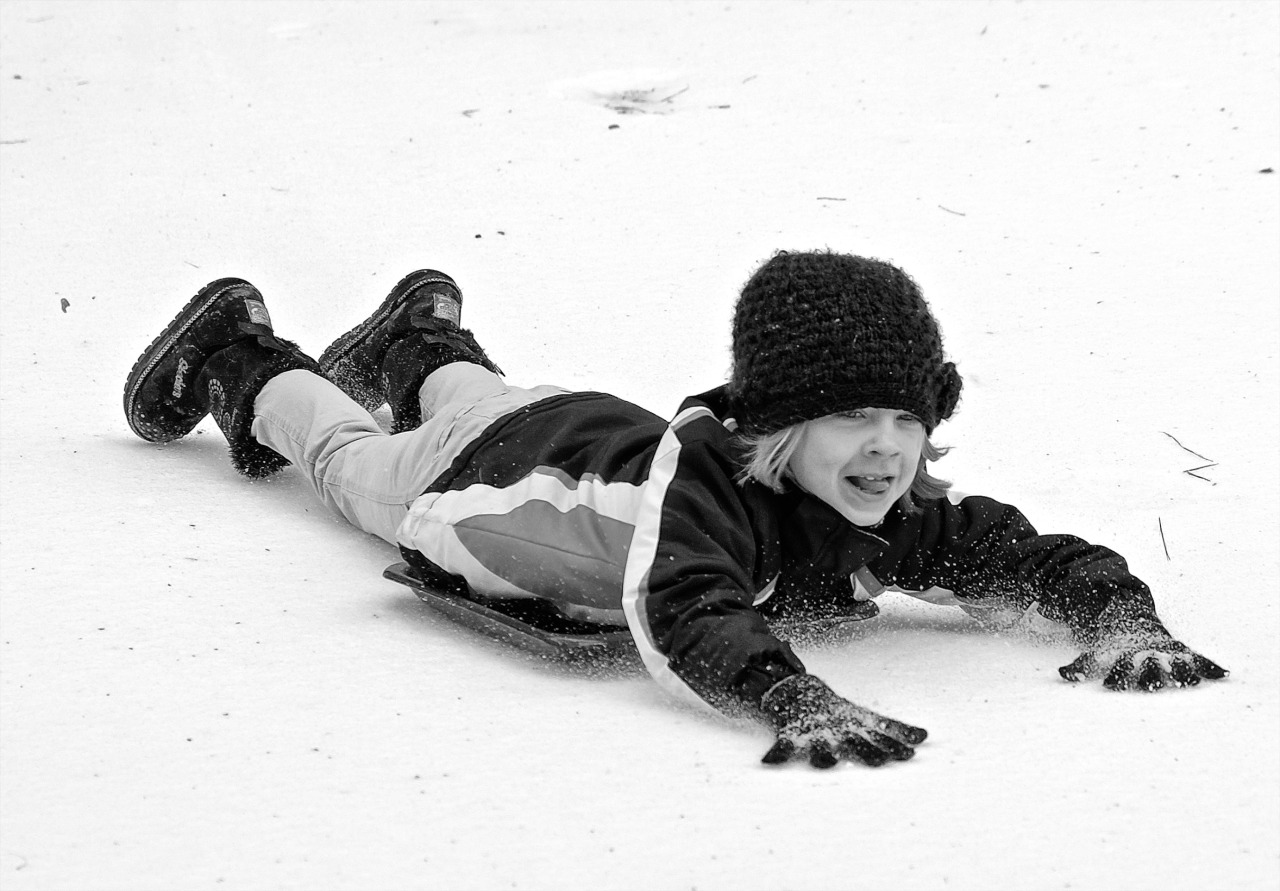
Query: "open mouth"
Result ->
[[848, 474, 893, 496]]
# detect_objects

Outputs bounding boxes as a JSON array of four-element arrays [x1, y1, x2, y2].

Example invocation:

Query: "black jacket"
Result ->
[[396, 385, 1162, 715]]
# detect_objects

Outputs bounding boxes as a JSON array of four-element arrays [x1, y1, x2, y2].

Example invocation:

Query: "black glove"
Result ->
[[1059, 636, 1228, 691], [760, 674, 927, 768]]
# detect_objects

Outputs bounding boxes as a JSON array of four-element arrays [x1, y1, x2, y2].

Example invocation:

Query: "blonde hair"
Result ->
[[736, 423, 951, 514]]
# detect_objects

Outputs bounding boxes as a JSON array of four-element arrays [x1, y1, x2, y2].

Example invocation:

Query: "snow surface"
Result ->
[[1, 2, 1278, 890]]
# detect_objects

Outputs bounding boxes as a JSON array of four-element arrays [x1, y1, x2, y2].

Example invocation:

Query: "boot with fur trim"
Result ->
[[379, 323, 500, 433], [123, 278, 319, 477], [319, 269, 501, 433]]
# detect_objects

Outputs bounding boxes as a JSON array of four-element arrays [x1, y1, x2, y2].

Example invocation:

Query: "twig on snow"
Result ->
[[1161, 431, 1212, 462], [1158, 517, 1171, 560], [1183, 463, 1218, 483], [1161, 431, 1217, 484]]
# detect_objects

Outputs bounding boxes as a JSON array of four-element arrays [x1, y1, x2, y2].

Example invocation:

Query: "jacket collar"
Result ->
[[776, 490, 889, 576]]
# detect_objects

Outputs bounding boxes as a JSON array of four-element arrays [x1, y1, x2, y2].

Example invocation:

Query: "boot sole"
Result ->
[[123, 278, 257, 443], [318, 269, 458, 410]]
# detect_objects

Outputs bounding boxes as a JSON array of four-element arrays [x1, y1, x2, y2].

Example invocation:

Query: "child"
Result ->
[[123, 251, 1227, 769]]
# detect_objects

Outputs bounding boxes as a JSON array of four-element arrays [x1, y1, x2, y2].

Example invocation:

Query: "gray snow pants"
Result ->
[[250, 364, 568, 545]]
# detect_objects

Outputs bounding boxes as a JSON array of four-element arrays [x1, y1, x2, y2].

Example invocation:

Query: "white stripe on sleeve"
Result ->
[[621, 408, 722, 712]]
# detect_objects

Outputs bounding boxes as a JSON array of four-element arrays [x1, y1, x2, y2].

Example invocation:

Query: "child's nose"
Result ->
[[864, 418, 901, 455]]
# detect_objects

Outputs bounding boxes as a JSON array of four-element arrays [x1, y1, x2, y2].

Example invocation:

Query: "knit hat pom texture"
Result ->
[[730, 251, 961, 434]]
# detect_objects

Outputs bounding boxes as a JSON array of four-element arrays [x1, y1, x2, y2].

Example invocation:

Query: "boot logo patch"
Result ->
[[172, 358, 189, 398], [432, 294, 461, 327], [244, 299, 272, 328]]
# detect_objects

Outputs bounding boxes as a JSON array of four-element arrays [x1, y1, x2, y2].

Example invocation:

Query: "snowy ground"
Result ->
[[1, 2, 1277, 890]]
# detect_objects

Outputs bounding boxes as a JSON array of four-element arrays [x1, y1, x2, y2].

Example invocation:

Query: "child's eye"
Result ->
[[898, 413, 922, 425]]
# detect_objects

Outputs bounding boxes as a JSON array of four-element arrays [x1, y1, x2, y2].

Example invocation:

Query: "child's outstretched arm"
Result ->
[[872, 494, 1229, 691]]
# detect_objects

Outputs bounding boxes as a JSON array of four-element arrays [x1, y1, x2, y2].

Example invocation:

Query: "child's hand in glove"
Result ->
[[1058, 635, 1227, 691], [760, 674, 927, 768]]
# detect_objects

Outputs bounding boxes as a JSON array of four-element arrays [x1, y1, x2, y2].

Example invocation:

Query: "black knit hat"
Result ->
[[729, 251, 962, 434]]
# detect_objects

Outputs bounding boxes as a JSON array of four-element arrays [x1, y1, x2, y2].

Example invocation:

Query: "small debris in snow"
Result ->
[[1161, 431, 1218, 483], [60, 298, 70, 313], [552, 70, 694, 116]]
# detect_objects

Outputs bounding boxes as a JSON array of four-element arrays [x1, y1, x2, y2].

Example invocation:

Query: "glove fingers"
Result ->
[[808, 740, 839, 769], [839, 735, 891, 767], [880, 719, 928, 746], [761, 675, 925, 769], [1062, 642, 1224, 691], [1169, 657, 1200, 688], [1059, 652, 1098, 682], [867, 731, 916, 761], [762, 738, 796, 765], [1103, 655, 1136, 691], [1192, 654, 1228, 680], [1136, 655, 1166, 692]]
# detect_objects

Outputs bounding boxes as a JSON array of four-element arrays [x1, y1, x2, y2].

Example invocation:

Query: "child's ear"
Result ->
[[937, 363, 962, 422]]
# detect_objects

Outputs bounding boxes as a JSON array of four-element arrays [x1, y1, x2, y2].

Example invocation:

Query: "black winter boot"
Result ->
[[379, 323, 500, 433], [123, 278, 320, 477], [319, 269, 501, 433]]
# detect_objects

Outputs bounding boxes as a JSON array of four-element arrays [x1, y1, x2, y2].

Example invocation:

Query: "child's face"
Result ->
[[789, 408, 927, 526]]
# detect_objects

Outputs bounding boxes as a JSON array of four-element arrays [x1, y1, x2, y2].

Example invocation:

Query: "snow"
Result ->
[[1, 1, 1277, 889]]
